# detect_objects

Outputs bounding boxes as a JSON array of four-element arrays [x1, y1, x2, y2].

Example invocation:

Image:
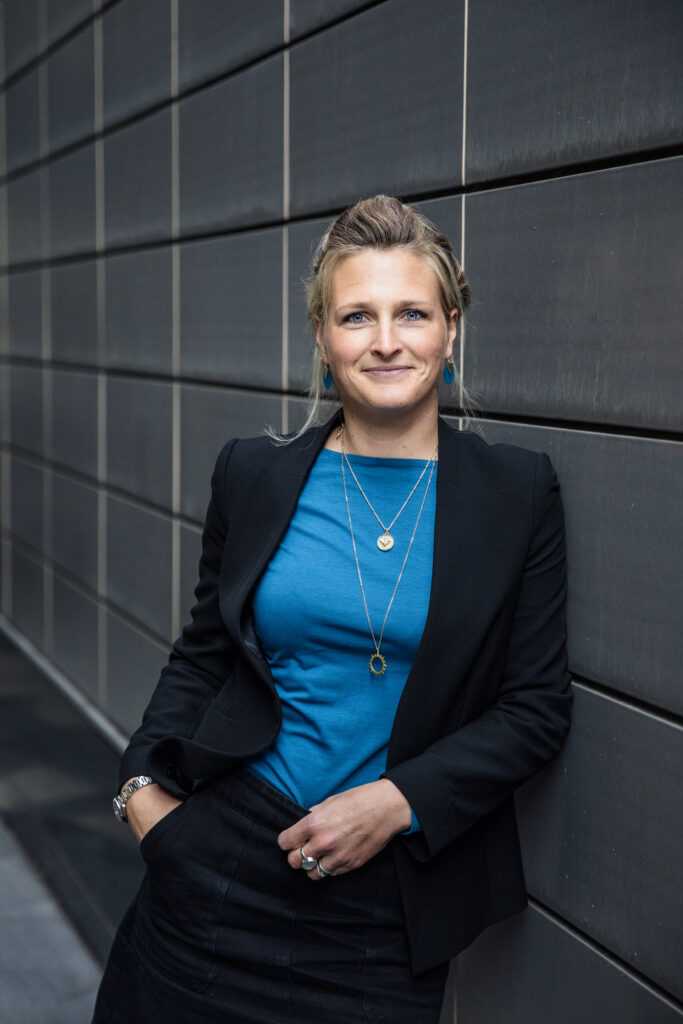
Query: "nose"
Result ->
[[372, 316, 401, 358]]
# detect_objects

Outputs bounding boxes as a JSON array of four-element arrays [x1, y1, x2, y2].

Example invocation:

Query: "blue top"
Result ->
[[246, 448, 436, 828]]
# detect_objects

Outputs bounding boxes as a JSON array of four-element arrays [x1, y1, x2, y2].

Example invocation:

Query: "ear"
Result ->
[[314, 318, 328, 361], [445, 308, 458, 359]]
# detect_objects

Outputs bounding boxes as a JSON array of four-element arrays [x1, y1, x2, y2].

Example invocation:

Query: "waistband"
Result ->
[[204, 768, 395, 868], [204, 767, 313, 833]]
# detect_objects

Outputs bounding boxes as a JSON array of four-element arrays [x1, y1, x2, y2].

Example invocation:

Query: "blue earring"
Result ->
[[443, 357, 455, 384], [322, 361, 332, 390]]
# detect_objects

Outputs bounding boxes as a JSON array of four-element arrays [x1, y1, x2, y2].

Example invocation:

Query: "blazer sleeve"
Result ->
[[118, 439, 238, 795], [383, 452, 572, 861]]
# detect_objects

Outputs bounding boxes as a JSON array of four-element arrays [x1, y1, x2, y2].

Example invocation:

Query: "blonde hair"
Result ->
[[274, 195, 472, 442]]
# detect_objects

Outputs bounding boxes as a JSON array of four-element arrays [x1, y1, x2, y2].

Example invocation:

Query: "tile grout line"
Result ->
[[458, 0, 468, 435], [458, 194, 465, 430], [281, 227, 289, 434], [0, 0, 10, 614], [94, 6, 107, 706], [39, 1, 54, 654], [460, 0, 468, 190], [170, 0, 181, 639], [282, 1, 290, 432]]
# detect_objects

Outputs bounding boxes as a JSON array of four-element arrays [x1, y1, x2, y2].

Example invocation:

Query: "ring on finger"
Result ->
[[300, 847, 317, 871], [316, 858, 332, 879]]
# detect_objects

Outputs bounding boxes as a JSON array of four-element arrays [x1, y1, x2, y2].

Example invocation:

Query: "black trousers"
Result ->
[[92, 770, 447, 1023]]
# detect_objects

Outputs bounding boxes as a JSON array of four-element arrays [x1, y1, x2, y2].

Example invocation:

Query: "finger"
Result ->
[[277, 813, 313, 852], [285, 843, 319, 872], [305, 856, 335, 882]]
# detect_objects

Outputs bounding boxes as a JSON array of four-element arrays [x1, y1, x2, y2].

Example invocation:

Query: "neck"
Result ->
[[327, 404, 440, 459]]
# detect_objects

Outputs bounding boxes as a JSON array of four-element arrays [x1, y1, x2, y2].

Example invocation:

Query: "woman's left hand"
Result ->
[[277, 778, 412, 881]]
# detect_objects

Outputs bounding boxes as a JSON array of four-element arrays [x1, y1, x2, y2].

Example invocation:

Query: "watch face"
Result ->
[[113, 796, 125, 822]]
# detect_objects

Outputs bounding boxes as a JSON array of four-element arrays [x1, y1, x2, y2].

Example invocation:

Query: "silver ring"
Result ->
[[316, 858, 332, 878], [300, 847, 317, 871]]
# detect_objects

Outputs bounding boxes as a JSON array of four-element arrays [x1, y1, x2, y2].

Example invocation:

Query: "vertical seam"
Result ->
[[459, 194, 466, 428], [461, 0, 468, 189], [282, 2, 290, 435], [171, 0, 181, 639], [94, 5, 107, 705]]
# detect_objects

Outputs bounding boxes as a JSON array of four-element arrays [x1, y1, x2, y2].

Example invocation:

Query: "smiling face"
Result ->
[[316, 247, 457, 429]]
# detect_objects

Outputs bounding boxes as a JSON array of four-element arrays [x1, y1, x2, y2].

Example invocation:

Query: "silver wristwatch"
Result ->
[[113, 776, 155, 822]]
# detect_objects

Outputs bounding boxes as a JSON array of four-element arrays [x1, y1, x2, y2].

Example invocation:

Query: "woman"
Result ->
[[94, 195, 571, 1023]]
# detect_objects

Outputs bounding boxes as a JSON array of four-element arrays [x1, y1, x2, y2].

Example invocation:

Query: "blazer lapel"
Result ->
[[219, 411, 342, 685], [386, 418, 477, 761]]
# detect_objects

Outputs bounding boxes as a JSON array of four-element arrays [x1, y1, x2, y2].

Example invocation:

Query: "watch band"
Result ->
[[113, 775, 155, 822]]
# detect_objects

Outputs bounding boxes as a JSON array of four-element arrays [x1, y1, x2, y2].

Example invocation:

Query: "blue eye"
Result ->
[[404, 309, 426, 321], [344, 312, 367, 324]]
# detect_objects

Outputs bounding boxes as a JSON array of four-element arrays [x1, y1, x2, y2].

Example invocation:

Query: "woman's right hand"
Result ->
[[124, 780, 184, 843]]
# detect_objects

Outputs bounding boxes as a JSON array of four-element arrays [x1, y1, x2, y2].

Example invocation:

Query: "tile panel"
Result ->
[[287, 216, 328, 391], [477, 419, 683, 715], [5, 68, 40, 173], [50, 258, 99, 365], [9, 268, 43, 358], [456, 902, 683, 1024], [3, 0, 40, 80], [289, 0, 373, 40], [106, 376, 173, 509], [49, 471, 98, 591], [106, 609, 168, 736], [7, 169, 42, 264], [51, 575, 98, 699], [102, 0, 171, 128], [180, 385, 283, 522], [179, 55, 283, 234], [9, 365, 43, 457], [44, 0, 93, 46], [465, 160, 683, 430], [178, 0, 282, 92], [104, 247, 172, 373], [466, 0, 683, 182], [10, 456, 43, 552], [50, 368, 98, 479], [106, 494, 172, 641], [47, 23, 94, 153], [48, 144, 96, 258], [10, 547, 43, 647], [517, 684, 683, 1001], [290, 0, 464, 215], [104, 109, 172, 248], [180, 228, 282, 387]]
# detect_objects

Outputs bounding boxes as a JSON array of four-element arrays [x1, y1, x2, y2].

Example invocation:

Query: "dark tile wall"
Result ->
[[289, 0, 464, 215], [466, 0, 683, 182], [46, 23, 94, 153], [1, 2, 681, 1019], [178, 0, 283, 91], [178, 55, 284, 234]]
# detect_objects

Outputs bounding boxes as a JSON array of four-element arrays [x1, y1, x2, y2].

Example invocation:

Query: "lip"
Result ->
[[363, 366, 412, 377]]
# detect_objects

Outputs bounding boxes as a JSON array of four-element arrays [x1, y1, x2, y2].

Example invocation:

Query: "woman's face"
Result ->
[[317, 247, 457, 426]]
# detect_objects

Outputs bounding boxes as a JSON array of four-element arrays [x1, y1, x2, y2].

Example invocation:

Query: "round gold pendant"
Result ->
[[377, 533, 394, 552], [369, 652, 387, 676]]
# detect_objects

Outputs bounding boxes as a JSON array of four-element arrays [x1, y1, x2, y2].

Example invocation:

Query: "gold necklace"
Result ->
[[340, 439, 437, 676], [340, 425, 438, 552]]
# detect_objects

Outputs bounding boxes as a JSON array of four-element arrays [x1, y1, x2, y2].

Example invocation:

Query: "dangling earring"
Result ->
[[322, 361, 332, 390], [443, 357, 455, 384]]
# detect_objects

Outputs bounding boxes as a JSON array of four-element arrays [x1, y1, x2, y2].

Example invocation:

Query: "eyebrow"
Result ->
[[334, 300, 433, 313]]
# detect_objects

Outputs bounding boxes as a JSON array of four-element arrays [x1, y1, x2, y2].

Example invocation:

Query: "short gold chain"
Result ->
[[340, 425, 437, 538]]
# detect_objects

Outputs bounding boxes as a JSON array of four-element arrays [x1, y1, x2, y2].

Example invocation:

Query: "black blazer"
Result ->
[[121, 412, 571, 973]]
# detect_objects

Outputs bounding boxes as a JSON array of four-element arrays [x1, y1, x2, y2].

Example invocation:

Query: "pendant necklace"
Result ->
[[340, 425, 438, 552], [340, 435, 437, 676]]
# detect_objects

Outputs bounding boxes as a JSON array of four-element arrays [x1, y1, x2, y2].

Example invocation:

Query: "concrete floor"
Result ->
[[0, 818, 101, 1024]]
